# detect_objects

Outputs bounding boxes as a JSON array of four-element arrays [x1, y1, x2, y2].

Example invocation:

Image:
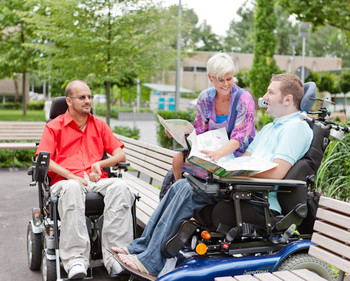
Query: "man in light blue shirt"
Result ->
[[111, 74, 313, 278], [245, 74, 313, 213]]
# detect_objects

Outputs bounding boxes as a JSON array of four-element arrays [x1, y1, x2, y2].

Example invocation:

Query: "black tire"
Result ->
[[27, 222, 42, 270], [277, 253, 334, 281], [42, 253, 57, 281]]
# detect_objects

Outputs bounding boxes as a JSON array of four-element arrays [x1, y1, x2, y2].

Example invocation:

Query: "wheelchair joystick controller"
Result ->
[[34, 152, 50, 183]]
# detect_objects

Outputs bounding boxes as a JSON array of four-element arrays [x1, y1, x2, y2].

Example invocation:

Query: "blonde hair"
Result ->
[[207, 53, 235, 78]]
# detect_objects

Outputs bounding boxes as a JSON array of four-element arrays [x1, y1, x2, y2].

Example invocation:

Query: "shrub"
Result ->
[[0, 148, 35, 168], [112, 126, 140, 140], [27, 100, 45, 110], [316, 133, 350, 201]]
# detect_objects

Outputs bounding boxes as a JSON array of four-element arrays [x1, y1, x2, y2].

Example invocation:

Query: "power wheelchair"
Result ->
[[26, 96, 137, 281], [153, 82, 350, 281]]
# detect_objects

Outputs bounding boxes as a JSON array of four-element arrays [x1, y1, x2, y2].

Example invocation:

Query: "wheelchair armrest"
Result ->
[[110, 162, 130, 177]]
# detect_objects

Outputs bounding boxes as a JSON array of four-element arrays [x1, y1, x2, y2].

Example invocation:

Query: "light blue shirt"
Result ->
[[246, 111, 313, 213]]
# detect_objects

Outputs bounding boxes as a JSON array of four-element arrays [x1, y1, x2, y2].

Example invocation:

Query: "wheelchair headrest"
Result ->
[[300, 82, 316, 112], [49, 96, 68, 120]]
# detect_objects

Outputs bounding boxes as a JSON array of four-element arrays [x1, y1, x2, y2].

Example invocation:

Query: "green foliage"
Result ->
[[156, 110, 196, 149], [249, 0, 280, 99], [318, 72, 335, 93], [27, 100, 45, 110], [0, 148, 35, 168], [280, 0, 350, 43], [112, 126, 140, 140], [0, 102, 22, 110], [339, 71, 350, 94], [235, 70, 250, 89], [0, 109, 45, 121], [316, 133, 350, 200], [254, 109, 274, 131]]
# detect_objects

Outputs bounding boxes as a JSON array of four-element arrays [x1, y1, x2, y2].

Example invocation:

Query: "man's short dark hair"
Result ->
[[270, 74, 303, 110]]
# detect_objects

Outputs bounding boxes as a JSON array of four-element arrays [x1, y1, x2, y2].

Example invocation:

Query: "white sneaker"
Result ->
[[68, 262, 87, 279], [110, 261, 123, 276]]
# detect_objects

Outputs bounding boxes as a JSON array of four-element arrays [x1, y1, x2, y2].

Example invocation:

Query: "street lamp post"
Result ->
[[298, 22, 311, 84], [289, 34, 299, 74], [175, 0, 182, 111]]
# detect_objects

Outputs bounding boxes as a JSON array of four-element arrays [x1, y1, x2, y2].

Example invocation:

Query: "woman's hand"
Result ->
[[200, 150, 222, 163], [165, 129, 173, 138]]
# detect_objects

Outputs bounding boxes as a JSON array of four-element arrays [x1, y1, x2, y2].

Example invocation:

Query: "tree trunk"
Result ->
[[105, 81, 111, 126], [14, 79, 19, 102], [22, 71, 27, 116]]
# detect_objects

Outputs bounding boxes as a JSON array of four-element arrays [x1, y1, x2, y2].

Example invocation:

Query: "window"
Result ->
[[196, 67, 207, 72], [183, 66, 195, 72]]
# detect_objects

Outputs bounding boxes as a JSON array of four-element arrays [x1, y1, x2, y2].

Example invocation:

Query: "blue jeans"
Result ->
[[126, 179, 215, 275]]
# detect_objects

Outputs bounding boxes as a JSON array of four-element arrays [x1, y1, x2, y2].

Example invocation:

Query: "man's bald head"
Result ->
[[65, 80, 89, 97]]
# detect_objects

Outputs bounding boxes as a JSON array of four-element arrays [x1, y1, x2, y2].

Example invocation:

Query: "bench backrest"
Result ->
[[0, 121, 45, 141], [115, 133, 175, 184], [309, 196, 350, 275]]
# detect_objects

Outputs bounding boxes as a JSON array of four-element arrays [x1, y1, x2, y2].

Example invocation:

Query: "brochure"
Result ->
[[157, 114, 194, 148]]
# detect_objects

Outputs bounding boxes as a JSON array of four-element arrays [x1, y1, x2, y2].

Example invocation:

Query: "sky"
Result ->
[[159, 0, 249, 36]]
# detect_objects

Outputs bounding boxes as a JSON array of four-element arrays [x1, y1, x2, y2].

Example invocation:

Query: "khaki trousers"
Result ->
[[51, 174, 134, 273]]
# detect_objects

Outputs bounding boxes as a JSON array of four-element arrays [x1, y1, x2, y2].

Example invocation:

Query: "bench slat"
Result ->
[[318, 196, 350, 215], [313, 220, 350, 244], [234, 275, 258, 281], [309, 245, 350, 274], [252, 272, 281, 281], [273, 270, 305, 280], [311, 232, 350, 260], [291, 269, 328, 281], [316, 207, 350, 229]]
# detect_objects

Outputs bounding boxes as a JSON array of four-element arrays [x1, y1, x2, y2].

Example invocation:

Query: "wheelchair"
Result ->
[[155, 82, 350, 281], [26, 96, 137, 281]]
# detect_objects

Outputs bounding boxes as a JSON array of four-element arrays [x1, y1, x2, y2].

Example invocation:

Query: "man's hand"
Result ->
[[71, 175, 88, 186], [89, 162, 102, 182]]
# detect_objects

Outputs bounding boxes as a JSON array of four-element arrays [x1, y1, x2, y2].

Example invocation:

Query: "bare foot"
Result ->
[[110, 247, 128, 255], [118, 254, 139, 271]]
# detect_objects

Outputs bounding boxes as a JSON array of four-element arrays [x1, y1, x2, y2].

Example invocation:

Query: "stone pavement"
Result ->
[[99, 116, 159, 145]]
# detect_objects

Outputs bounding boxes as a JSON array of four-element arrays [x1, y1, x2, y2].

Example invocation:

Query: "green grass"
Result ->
[[0, 109, 46, 121]]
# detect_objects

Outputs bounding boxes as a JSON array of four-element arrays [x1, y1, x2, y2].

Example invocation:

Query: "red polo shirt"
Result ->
[[36, 110, 124, 185]]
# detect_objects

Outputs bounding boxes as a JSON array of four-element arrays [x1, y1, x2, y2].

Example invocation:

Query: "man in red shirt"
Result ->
[[36, 80, 133, 279]]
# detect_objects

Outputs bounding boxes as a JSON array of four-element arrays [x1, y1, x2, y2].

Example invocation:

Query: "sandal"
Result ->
[[109, 246, 130, 255], [110, 252, 157, 281]]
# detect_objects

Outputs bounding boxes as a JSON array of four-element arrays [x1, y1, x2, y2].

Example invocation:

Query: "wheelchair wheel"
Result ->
[[42, 253, 56, 281], [27, 222, 42, 270], [277, 253, 334, 281]]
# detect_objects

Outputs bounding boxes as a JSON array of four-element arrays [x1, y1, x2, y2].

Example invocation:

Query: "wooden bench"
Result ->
[[215, 196, 350, 281], [0, 121, 46, 169], [0, 121, 45, 148], [114, 133, 176, 229]]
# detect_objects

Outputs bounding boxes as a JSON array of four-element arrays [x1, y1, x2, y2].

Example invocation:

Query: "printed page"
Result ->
[[157, 114, 194, 148], [187, 128, 278, 177]]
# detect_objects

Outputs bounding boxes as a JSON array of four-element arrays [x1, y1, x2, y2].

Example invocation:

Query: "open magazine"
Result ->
[[187, 127, 278, 177], [157, 114, 194, 148]]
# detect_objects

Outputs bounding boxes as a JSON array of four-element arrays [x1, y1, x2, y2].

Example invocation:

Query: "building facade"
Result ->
[[153, 51, 342, 93]]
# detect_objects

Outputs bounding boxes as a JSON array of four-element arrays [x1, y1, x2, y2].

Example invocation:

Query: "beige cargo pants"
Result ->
[[51, 173, 134, 274]]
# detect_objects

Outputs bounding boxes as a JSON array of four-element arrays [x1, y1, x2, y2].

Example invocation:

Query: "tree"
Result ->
[[223, 2, 255, 53], [26, 0, 178, 125], [0, 0, 38, 115], [249, 0, 279, 99], [280, 0, 350, 42]]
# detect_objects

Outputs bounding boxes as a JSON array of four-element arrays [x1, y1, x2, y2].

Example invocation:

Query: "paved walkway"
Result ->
[[98, 116, 159, 145]]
